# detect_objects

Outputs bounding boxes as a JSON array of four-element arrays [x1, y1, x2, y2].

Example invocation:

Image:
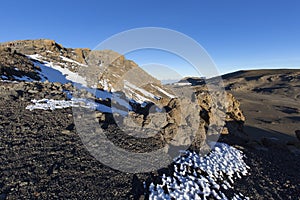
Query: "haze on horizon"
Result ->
[[1, 0, 299, 79]]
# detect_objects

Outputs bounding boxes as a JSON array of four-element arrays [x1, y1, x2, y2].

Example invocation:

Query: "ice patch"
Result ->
[[151, 84, 176, 99], [148, 143, 250, 200], [59, 56, 87, 67], [25, 98, 128, 116], [124, 80, 160, 103], [124, 86, 152, 104], [27, 54, 87, 86]]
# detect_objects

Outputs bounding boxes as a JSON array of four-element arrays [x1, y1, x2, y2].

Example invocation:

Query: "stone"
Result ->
[[28, 89, 39, 94], [61, 130, 71, 135], [221, 127, 229, 134]]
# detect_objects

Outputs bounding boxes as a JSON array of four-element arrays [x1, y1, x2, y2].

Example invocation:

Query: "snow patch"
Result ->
[[124, 80, 160, 101], [59, 56, 87, 67], [25, 98, 128, 116], [27, 54, 87, 86], [148, 143, 250, 200], [151, 84, 176, 99], [124, 86, 152, 104], [98, 79, 110, 91]]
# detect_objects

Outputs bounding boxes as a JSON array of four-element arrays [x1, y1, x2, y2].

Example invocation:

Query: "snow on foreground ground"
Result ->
[[148, 143, 250, 200], [25, 98, 128, 116]]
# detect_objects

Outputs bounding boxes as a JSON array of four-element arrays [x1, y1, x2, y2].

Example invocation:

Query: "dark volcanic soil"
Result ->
[[220, 135, 300, 200], [1, 69, 300, 199]]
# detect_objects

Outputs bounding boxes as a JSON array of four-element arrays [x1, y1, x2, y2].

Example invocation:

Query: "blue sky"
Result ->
[[1, 0, 299, 78]]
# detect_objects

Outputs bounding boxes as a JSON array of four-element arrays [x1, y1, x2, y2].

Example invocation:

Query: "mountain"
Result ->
[[222, 69, 300, 98], [220, 69, 300, 144], [0, 39, 246, 148], [3, 39, 283, 199]]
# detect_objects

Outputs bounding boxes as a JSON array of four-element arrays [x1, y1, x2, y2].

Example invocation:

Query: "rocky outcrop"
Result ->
[[0, 81, 72, 102], [2, 39, 90, 64], [0, 47, 41, 81]]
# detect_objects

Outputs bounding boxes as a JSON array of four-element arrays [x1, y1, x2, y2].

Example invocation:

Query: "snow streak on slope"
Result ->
[[124, 80, 160, 104], [25, 54, 177, 114], [148, 143, 250, 200], [59, 56, 88, 67], [151, 84, 176, 99], [27, 54, 87, 86]]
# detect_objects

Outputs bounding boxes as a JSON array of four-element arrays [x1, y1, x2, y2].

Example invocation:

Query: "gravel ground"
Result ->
[[0, 82, 299, 199], [220, 135, 300, 200]]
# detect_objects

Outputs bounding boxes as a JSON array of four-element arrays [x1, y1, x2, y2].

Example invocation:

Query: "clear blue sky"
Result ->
[[1, 0, 300, 78]]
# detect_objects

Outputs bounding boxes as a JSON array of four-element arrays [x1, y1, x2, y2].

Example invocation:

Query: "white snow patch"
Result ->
[[25, 98, 128, 116], [124, 86, 152, 104], [151, 84, 176, 99], [124, 80, 160, 101], [173, 82, 192, 86], [27, 54, 87, 86], [59, 56, 87, 67], [148, 143, 250, 200], [27, 54, 43, 60], [98, 79, 110, 91]]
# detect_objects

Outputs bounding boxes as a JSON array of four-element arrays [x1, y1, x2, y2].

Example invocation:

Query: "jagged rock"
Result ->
[[221, 127, 229, 134], [143, 112, 168, 131]]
